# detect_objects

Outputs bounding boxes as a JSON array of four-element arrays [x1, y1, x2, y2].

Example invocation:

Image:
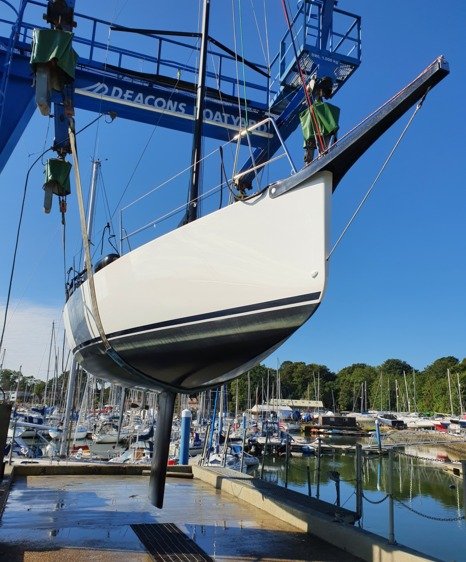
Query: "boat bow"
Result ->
[[271, 56, 449, 199]]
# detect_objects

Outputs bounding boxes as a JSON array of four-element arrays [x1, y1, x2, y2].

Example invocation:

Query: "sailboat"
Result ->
[[61, 37, 449, 396], [1, 1, 449, 507]]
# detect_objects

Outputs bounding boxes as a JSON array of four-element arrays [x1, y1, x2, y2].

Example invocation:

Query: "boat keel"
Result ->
[[148, 390, 176, 509]]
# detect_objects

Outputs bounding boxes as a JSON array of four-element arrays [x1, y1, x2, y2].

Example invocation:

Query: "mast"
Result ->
[[457, 372, 464, 416], [447, 368, 454, 416], [187, 0, 210, 223], [403, 371, 411, 413], [43, 321, 55, 406], [86, 159, 100, 244]]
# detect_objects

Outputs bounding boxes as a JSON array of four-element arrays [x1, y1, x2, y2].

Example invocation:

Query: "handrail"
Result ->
[[118, 116, 295, 251], [1, 0, 269, 102]]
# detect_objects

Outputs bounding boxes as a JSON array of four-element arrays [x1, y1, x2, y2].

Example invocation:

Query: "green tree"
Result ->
[[335, 363, 377, 411], [416, 357, 460, 414]]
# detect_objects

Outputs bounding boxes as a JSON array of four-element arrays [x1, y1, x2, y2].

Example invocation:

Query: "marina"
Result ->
[[0, 0, 464, 560], [1, 421, 465, 560]]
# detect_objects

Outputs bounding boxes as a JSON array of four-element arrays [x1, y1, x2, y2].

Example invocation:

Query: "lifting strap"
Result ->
[[68, 120, 187, 394], [68, 119, 111, 351]]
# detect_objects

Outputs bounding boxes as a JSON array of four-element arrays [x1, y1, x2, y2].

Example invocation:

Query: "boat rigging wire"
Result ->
[[249, 0, 268, 66], [236, 0, 259, 185], [327, 91, 430, 261], [90, 0, 130, 161], [111, 47, 199, 220]]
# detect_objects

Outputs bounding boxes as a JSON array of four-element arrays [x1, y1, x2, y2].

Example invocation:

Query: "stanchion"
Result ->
[[8, 418, 17, 466], [221, 423, 231, 467], [59, 359, 78, 457], [306, 463, 312, 497], [260, 430, 269, 479], [462, 461, 466, 521], [356, 443, 363, 520], [284, 434, 290, 489], [388, 449, 396, 545], [200, 422, 211, 465], [316, 437, 322, 499], [240, 418, 247, 473], [0, 400, 12, 478], [329, 471, 340, 506]]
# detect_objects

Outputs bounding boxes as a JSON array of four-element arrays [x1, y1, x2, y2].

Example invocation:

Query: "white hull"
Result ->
[[64, 172, 332, 392], [92, 433, 120, 444]]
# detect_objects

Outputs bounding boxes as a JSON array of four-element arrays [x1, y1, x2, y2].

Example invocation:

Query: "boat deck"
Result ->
[[0, 462, 363, 562]]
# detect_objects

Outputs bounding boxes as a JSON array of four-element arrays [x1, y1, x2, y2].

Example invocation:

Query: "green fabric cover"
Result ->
[[30, 28, 77, 80], [44, 158, 72, 196], [299, 101, 340, 145]]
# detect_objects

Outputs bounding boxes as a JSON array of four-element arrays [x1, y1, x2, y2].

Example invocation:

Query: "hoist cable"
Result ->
[[0, 97, 98, 367], [327, 92, 429, 260], [0, 150, 45, 355], [62, 213, 67, 298]]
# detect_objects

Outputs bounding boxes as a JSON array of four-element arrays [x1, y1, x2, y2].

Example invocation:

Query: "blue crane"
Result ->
[[0, 0, 361, 175]]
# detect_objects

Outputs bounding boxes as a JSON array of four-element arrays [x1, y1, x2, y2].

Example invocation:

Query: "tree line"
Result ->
[[2, 355, 465, 416], [226, 356, 466, 416]]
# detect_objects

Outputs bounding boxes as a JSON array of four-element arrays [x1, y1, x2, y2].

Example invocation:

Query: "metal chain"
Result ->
[[385, 435, 466, 447], [290, 464, 319, 475], [395, 448, 462, 466], [362, 492, 389, 505], [394, 497, 465, 522]]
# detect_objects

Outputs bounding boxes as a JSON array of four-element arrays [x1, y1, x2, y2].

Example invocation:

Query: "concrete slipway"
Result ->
[[0, 461, 441, 561]]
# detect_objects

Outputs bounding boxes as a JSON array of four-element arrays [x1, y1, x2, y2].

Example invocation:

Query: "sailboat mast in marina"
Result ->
[[0, 1, 449, 507]]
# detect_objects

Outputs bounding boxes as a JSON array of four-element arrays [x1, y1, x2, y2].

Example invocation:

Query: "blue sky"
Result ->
[[0, 0, 464, 379]]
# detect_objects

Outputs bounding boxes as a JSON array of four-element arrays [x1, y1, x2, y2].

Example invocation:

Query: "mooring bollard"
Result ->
[[179, 409, 192, 465], [375, 419, 382, 453]]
